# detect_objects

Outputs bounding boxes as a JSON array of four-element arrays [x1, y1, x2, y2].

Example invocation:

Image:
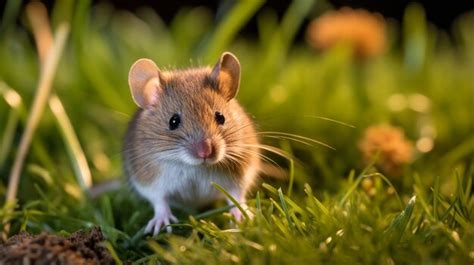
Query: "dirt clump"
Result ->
[[0, 227, 116, 265]]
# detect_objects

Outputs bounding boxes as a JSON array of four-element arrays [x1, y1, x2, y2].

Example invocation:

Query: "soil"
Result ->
[[0, 227, 116, 265]]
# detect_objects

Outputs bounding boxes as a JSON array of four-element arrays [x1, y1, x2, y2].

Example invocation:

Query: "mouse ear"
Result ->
[[210, 52, 241, 101], [128, 58, 163, 108]]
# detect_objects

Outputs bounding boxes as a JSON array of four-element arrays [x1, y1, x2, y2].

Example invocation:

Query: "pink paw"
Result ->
[[230, 204, 253, 221], [145, 209, 178, 236]]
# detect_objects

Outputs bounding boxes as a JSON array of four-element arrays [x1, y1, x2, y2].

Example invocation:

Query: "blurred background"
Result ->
[[3, 0, 474, 32], [0, 0, 473, 262], [0, 0, 472, 239]]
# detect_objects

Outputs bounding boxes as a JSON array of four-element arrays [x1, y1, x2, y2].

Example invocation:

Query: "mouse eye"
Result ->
[[169, 114, 181, 130], [215, 111, 225, 125]]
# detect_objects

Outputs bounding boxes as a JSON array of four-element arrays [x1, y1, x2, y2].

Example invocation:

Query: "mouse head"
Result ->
[[128, 52, 249, 166]]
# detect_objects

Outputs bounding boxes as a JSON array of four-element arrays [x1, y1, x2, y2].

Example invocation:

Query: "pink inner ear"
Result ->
[[210, 53, 240, 100], [129, 58, 162, 108], [218, 71, 233, 90], [142, 77, 160, 106]]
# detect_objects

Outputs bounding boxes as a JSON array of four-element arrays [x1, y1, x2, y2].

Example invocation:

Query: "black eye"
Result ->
[[215, 111, 225, 125], [169, 114, 181, 130]]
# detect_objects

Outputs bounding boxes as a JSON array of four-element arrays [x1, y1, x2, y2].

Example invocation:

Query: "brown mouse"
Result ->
[[123, 52, 260, 235]]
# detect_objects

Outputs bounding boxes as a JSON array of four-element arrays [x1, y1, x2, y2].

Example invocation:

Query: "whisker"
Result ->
[[221, 154, 244, 168], [258, 131, 335, 150], [136, 137, 183, 144], [226, 146, 280, 169], [302, 115, 355, 128], [254, 114, 354, 128], [218, 154, 247, 175], [123, 146, 184, 166], [222, 122, 255, 138], [228, 143, 293, 161], [262, 135, 313, 147], [238, 149, 281, 170], [123, 146, 181, 157]]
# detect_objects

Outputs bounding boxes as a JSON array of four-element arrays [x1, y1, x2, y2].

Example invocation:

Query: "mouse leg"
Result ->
[[145, 199, 178, 236], [227, 189, 253, 221]]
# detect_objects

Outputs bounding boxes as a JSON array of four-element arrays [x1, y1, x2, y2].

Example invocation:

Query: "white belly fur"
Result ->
[[131, 163, 240, 208]]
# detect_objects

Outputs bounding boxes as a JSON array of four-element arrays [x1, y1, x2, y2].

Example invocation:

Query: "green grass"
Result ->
[[1, 0, 473, 264]]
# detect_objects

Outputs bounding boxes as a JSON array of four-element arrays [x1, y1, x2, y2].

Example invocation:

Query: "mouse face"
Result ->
[[139, 70, 236, 166], [125, 53, 257, 169]]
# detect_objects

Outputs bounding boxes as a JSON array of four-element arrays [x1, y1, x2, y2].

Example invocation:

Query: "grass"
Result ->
[[1, 0, 473, 264]]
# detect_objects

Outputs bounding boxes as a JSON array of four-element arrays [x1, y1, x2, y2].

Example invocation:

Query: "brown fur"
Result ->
[[123, 53, 261, 234], [123, 67, 259, 185]]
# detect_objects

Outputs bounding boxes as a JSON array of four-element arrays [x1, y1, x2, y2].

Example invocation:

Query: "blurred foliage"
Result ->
[[0, 0, 473, 263]]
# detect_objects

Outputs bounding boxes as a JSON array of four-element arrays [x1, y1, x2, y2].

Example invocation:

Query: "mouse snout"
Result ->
[[194, 138, 214, 159]]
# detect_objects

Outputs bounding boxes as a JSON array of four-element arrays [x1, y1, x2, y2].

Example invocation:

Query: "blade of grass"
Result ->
[[0, 87, 21, 169], [49, 95, 92, 191], [263, 182, 304, 213], [193, 204, 234, 220], [339, 155, 378, 206], [202, 0, 264, 62], [1, 84, 57, 172], [4, 24, 69, 235], [347, 169, 355, 183], [0, 110, 18, 167], [455, 170, 470, 217], [101, 241, 123, 265], [383, 195, 417, 244], [433, 174, 440, 221], [278, 187, 294, 230], [413, 173, 434, 221], [262, 182, 278, 194], [5, 1, 68, 210], [256, 191, 262, 214], [279, 0, 314, 46], [287, 159, 295, 197], [133, 254, 161, 264], [462, 169, 472, 208], [439, 196, 459, 225], [27, 165, 54, 186], [148, 240, 177, 263], [441, 136, 474, 167], [26, 2, 53, 64], [98, 195, 115, 228], [261, 183, 305, 213], [269, 198, 285, 217], [71, 0, 91, 46], [433, 191, 470, 229], [258, 0, 314, 75], [29, 1, 92, 195], [365, 172, 403, 210], [211, 182, 249, 220], [0, 0, 22, 35], [304, 183, 330, 217]]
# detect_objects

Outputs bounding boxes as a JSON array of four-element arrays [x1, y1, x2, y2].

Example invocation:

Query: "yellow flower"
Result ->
[[306, 7, 386, 59], [358, 125, 414, 176]]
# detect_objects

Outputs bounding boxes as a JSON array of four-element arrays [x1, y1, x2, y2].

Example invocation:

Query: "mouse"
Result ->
[[123, 52, 261, 235]]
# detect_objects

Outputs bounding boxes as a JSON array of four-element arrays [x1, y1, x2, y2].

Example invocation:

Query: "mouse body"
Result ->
[[123, 52, 260, 235]]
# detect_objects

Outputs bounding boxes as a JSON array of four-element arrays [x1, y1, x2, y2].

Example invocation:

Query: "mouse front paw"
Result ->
[[230, 204, 254, 222], [145, 206, 178, 236]]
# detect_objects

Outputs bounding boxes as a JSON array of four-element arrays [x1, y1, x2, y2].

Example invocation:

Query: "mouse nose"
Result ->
[[195, 139, 214, 159]]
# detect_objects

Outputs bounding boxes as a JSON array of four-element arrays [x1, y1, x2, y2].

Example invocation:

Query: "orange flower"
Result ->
[[358, 125, 414, 176], [306, 7, 386, 59]]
